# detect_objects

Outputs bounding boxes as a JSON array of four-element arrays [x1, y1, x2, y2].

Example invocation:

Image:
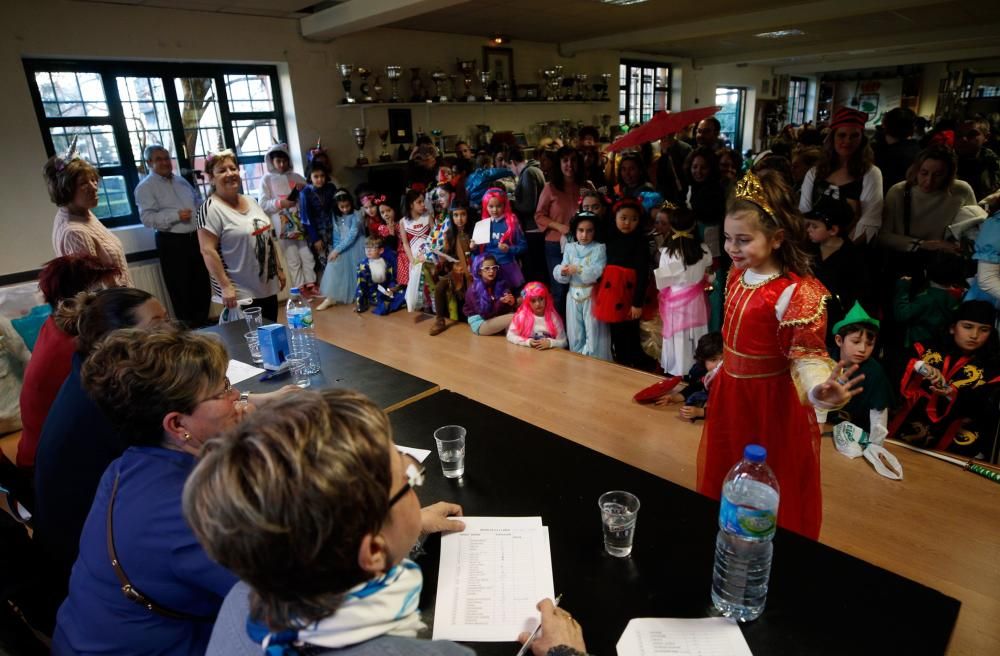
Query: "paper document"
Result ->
[[226, 359, 265, 385], [396, 445, 432, 463], [616, 617, 753, 656], [432, 516, 554, 642], [471, 219, 492, 247]]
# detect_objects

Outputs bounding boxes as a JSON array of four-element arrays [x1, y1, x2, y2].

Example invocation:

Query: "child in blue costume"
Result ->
[[553, 212, 610, 360], [299, 163, 337, 276], [476, 187, 526, 289], [317, 190, 366, 309], [354, 237, 406, 315]]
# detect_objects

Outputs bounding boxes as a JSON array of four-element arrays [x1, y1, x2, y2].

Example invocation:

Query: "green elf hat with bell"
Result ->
[[833, 301, 880, 335]]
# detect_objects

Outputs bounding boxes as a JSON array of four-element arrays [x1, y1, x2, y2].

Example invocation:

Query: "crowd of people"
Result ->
[[0, 103, 998, 653]]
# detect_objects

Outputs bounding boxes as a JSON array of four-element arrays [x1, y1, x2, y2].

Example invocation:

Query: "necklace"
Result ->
[[738, 271, 781, 290]]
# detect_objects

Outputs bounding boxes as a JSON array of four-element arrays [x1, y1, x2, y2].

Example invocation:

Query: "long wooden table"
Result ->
[[309, 306, 1000, 656]]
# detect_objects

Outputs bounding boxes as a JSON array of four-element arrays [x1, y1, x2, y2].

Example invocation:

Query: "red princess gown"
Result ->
[[697, 268, 831, 540]]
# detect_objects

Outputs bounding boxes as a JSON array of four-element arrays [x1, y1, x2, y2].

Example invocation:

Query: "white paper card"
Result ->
[[396, 445, 432, 463], [472, 218, 492, 247], [616, 617, 753, 656], [226, 359, 265, 385], [432, 518, 553, 642]]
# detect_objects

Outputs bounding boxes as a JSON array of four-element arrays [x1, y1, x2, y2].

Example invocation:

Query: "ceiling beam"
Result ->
[[559, 0, 942, 55], [693, 23, 1000, 67], [773, 45, 1000, 75], [300, 0, 471, 41]]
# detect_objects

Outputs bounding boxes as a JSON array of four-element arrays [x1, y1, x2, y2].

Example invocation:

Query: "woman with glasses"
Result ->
[[186, 389, 588, 656], [52, 328, 292, 655]]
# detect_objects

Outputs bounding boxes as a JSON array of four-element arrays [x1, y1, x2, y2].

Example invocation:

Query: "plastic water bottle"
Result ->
[[285, 288, 320, 374], [711, 444, 780, 622]]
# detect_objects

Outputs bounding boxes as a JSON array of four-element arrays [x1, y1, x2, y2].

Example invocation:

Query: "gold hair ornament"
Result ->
[[734, 170, 775, 220]]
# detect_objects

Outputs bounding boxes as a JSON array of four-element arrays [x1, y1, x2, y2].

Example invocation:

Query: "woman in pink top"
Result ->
[[44, 153, 132, 286], [535, 146, 593, 317]]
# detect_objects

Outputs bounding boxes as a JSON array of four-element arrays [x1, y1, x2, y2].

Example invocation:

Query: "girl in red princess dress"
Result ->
[[697, 170, 862, 540]]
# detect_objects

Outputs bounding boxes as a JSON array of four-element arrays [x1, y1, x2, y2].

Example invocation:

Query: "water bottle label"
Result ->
[[720, 497, 776, 539]]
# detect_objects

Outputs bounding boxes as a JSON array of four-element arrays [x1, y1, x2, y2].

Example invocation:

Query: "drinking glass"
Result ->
[[243, 306, 263, 332], [286, 357, 310, 388], [243, 331, 263, 364], [599, 490, 640, 557], [434, 425, 466, 478]]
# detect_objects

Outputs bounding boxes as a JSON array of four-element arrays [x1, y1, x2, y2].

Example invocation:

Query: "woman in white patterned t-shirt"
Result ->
[[197, 150, 286, 321]]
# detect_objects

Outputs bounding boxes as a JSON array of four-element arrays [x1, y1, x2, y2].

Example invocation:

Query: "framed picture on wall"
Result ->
[[483, 46, 515, 87]]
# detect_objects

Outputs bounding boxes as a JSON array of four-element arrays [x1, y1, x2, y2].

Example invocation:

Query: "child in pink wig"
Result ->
[[477, 187, 526, 289], [506, 281, 567, 350]]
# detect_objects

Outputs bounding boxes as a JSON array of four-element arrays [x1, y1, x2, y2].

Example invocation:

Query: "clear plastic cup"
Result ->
[[243, 331, 263, 364], [243, 306, 263, 332], [286, 357, 310, 388]]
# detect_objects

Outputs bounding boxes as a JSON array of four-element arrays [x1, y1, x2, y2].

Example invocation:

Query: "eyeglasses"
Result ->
[[480, 265, 500, 272], [198, 377, 232, 404], [388, 460, 426, 508]]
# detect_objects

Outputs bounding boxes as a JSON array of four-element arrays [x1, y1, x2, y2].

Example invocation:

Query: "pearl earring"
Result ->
[[182, 432, 191, 441]]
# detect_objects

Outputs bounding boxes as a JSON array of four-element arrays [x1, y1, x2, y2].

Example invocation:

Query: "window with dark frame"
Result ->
[[619, 60, 671, 127], [715, 86, 747, 150], [788, 77, 809, 126], [24, 59, 286, 228]]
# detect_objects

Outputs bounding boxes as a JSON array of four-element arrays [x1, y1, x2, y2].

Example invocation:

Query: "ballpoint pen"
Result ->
[[515, 594, 562, 656]]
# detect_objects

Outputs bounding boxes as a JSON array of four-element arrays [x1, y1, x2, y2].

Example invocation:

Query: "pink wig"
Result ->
[[481, 187, 519, 245], [510, 281, 564, 339]]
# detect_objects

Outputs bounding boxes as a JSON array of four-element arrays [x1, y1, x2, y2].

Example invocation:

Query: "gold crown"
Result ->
[[734, 170, 775, 219]]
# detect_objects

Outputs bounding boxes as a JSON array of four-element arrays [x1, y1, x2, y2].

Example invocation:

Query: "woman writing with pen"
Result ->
[[186, 388, 589, 656]]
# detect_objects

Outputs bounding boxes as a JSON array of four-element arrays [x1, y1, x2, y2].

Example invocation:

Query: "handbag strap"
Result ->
[[106, 471, 215, 622]]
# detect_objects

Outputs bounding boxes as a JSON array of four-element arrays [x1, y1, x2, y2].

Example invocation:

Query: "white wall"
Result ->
[[676, 62, 777, 154]]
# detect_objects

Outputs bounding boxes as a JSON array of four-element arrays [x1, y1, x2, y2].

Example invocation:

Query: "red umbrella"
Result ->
[[606, 106, 722, 153]]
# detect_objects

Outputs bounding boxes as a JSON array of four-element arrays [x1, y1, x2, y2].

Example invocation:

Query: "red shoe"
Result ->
[[633, 376, 683, 404]]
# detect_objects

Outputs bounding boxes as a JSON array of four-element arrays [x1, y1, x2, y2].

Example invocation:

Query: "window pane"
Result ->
[[93, 175, 131, 219], [175, 77, 223, 167], [232, 119, 279, 158], [50, 125, 119, 167], [118, 76, 176, 176], [36, 71, 108, 117], [239, 161, 267, 200], [225, 74, 275, 113]]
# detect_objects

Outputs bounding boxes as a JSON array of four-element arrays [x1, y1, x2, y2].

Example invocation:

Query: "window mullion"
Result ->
[[216, 74, 235, 151], [102, 72, 140, 224]]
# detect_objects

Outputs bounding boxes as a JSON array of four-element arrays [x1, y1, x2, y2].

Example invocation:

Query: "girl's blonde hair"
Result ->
[[727, 169, 812, 276]]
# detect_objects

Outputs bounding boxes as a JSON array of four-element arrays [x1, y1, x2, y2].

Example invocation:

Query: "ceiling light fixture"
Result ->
[[492, 35, 508, 45], [599, 0, 651, 6], [754, 29, 805, 39]]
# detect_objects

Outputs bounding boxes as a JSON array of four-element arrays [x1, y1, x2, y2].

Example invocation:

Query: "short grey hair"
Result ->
[[143, 144, 170, 162]]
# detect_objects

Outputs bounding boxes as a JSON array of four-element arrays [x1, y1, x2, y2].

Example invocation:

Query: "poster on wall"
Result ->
[[833, 79, 903, 129]]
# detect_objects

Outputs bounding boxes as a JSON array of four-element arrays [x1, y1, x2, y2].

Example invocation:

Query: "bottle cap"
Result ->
[[290, 287, 300, 295], [744, 444, 766, 462]]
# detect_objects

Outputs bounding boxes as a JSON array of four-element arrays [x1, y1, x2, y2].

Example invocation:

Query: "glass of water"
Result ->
[[243, 331, 263, 364], [286, 357, 310, 388], [434, 425, 466, 479], [599, 490, 640, 557]]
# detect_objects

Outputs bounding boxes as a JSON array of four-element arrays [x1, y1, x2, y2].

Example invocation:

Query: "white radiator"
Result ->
[[128, 259, 175, 317]]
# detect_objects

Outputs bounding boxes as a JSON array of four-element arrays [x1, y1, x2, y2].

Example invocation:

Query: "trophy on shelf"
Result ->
[[409, 67, 427, 102], [352, 127, 368, 167], [458, 60, 477, 102], [600, 114, 612, 141], [372, 76, 384, 103], [479, 71, 493, 102], [541, 68, 561, 101], [377, 129, 391, 162], [575, 73, 589, 101], [599, 73, 613, 101], [337, 63, 355, 104], [430, 69, 450, 102], [430, 128, 444, 154], [357, 67, 373, 102], [553, 66, 565, 99], [385, 65, 402, 102]]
